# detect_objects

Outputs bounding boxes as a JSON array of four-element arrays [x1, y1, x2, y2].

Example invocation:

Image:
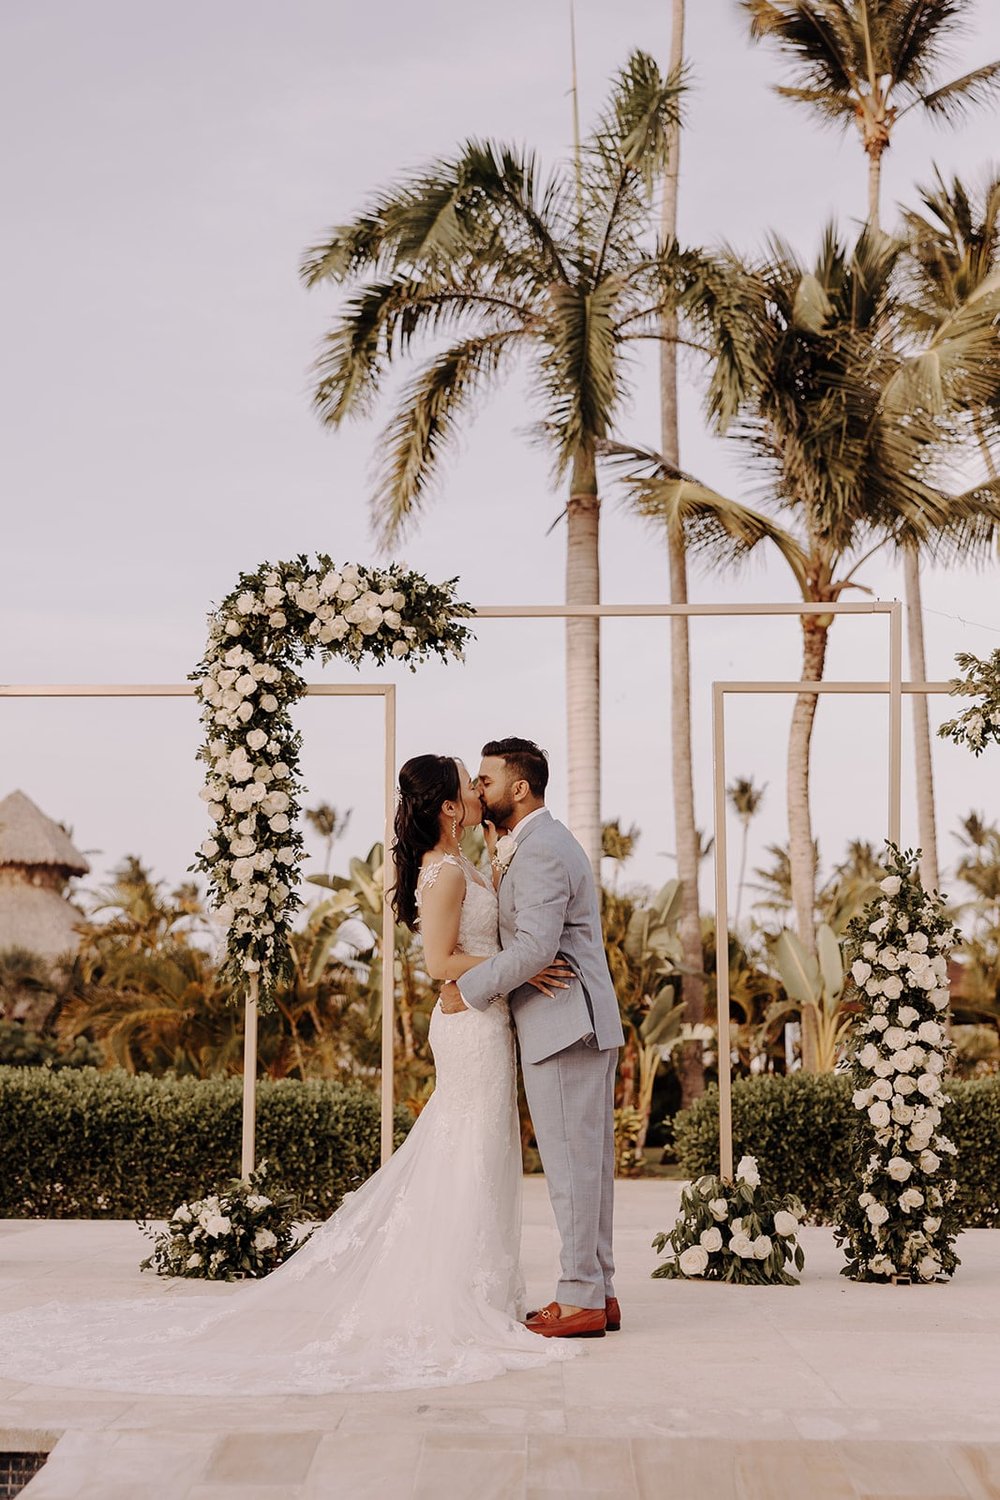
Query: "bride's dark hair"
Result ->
[[391, 754, 461, 930]]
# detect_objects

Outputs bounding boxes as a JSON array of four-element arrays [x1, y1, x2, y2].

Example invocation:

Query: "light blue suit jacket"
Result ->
[[458, 810, 624, 1065]]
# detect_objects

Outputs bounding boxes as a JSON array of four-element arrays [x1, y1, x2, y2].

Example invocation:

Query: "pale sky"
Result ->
[[3, 0, 1000, 917]]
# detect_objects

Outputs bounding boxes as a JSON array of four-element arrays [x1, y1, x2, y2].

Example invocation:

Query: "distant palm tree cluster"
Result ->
[[299, 1, 1000, 1099]]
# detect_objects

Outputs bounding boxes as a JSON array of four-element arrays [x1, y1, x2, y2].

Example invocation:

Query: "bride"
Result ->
[[0, 755, 579, 1394]]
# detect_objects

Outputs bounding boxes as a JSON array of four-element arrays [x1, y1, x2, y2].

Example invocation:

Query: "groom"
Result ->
[[440, 737, 624, 1338]]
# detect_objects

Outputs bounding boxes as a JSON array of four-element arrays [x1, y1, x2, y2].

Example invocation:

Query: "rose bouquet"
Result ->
[[835, 846, 961, 1283], [652, 1155, 805, 1285], [140, 1162, 309, 1282]]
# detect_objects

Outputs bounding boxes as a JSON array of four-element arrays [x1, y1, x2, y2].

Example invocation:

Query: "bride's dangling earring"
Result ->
[[451, 815, 458, 843]]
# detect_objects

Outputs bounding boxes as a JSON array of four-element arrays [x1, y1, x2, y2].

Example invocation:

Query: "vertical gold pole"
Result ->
[[380, 685, 397, 1166], [712, 683, 734, 1180], [241, 970, 259, 1178], [888, 602, 903, 847]]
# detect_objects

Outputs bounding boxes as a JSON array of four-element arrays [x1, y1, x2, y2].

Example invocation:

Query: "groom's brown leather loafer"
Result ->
[[525, 1302, 606, 1338], [605, 1297, 621, 1332]]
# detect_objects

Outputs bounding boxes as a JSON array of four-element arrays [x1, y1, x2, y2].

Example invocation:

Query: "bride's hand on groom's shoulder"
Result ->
[[482, 819, 498, 860]]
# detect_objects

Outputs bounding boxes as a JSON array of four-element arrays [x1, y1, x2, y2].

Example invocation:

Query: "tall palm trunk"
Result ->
[[660, 0, 703, 1106], [566, 443, 602, 876], [867, 151, 882, 229], [903, 545, 940, 892], [787, 611, 830, 1070]]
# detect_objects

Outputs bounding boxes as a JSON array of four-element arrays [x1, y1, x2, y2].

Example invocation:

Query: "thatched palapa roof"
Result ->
[[0, 790, 89, 875]]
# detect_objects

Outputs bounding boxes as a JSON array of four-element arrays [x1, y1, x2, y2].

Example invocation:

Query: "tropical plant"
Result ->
[[765, 923, 854, 1073], [0, 946, 61, 1031], [728, 776, 767, 925], [299, 52, 694, 874], [613, 224, 1000, 995], [304, 803, 352, 876], [743, 0, 1000, 895]]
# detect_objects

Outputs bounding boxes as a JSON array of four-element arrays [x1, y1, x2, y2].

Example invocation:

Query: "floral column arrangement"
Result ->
[[836, 846, 960, 1283]]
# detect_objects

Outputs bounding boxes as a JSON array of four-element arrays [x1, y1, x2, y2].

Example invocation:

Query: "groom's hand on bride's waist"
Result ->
[[440, 982, 469, 1014]]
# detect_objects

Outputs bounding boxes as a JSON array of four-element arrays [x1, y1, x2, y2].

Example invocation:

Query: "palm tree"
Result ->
[[742, 0, 1000, 895], [304, 802, 352, 876], [612, 226, 1000, 1051], [301, 53, 688, 875], [728, 776, 767, 925]]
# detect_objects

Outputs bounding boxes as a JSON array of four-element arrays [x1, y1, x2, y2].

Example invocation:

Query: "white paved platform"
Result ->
[[1, 1179, 998, 1498]]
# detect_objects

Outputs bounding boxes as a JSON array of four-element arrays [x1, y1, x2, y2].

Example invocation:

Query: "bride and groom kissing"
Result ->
[[0, 738, 624, 1396]]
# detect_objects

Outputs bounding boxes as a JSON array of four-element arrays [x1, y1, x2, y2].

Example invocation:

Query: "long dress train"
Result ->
[[0, 855, 575, 1393]]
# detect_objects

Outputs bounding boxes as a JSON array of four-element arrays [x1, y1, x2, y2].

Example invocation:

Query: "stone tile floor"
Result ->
[[1, 1180, 998, 1498]]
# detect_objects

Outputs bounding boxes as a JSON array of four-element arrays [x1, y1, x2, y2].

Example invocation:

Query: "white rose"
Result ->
[[235, 673, 257, 696], [881, 976, 903, 1000], [269, 612, 287, 628], [925, 1052, 945, 1075], [870, 1014, 889, 1032], [269, 814, 290, 834], [883, 1026, 907, 1050], [236, 702, 254, 723], [869, 916, 889, 936], [729, 1232, 755, 1259], [678, 1245, 710, 1276], [201, 839, 219, 858], [879, 876, 902, 896], [773, 1211, 799, 1238], [253, 1228, 278, 1252], [864, 977, 883, 996], [851, 960, 872, 985], [889, 1050, 914, 1074], [246, 728, 268, 751], [877, 948, 900, 971], [276, 847, 297, 865], [391, 639, 409, 657], [931, 955, 948, 979], [203, 1214, 232, 1238], [225, 620, 241, 635], [857, 1043, 879, 1070], [736, 1155, 760, 1187], [260, 695, 279, 713], [186, 1253, 203, 1269], [709, 1198, 728, 1221], [216, 903, 234, 925], [861, 941, 878, 960], [868, 1101, 891, 1128], [262, 791, 290, 815], [919, 1150, 941, 1174], [752, 1234, 773, 1260], [917, 1255, 941, 1281], [899, 1187, 924, 1210], [916, 1073, 939, 1098], [866, 1202, 890, 1226], [895, 1075, 917, 1096], [923, 1216, 941, 1234], [917, 1021, 941, 1045], [699, 1227, 723, 1252], [909, 932, 929, 952], [887, 1156, 912, 1182], [858, 1192, 874, 1207], [891, 1102, 914, 1125], [870, 1079, 893, 1101], [930, 988, 949, 1010], [852, 1088, 872, 1110]]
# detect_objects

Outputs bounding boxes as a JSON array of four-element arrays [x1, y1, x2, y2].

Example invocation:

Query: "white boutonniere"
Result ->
[[492, 833, 518, 878]]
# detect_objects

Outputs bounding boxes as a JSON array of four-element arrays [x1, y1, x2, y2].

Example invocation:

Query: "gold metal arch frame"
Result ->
[[2, 598, 902, 1180], [0, 683, 397, 1174], [711, 675, 955, 1180]]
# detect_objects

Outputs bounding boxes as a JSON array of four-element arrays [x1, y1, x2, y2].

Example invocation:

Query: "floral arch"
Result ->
[[191, 555, 472, 996]]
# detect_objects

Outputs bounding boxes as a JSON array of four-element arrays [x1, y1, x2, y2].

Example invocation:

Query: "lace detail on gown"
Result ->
[[0, 856, 576, 1394]]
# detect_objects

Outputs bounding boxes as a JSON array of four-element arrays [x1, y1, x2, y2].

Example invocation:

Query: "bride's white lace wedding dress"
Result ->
[[0, 854, 576, 1394]]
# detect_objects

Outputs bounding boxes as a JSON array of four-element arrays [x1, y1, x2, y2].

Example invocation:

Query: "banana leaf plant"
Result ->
[[765, 923, 854, 1073]]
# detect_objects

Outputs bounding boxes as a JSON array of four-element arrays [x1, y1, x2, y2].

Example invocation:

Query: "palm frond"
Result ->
[[535, 278, 625, 472], [370, 329, 521, 545], [909, 60, 1000, 124], [741, 0, 858, 94]]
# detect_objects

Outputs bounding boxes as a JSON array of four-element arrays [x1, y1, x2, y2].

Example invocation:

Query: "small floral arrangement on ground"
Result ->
[[139, 1162, 309, 1281], [651, 1155, 805, 1285], [835, 845, 961, 1283], [191, 556, 473, 997], [938, 649, 1000, 756]]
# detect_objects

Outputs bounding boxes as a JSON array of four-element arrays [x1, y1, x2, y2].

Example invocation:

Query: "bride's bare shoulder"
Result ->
[[417, 854, 466, 898]]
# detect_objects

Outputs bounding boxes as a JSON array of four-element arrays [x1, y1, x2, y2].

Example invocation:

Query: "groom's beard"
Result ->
[[482, 795, 514, 831]]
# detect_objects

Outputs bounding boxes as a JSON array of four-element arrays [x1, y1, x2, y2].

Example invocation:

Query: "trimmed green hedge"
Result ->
[[673, 1073, 1000, 1228], [0, 1066, 413, 1219]]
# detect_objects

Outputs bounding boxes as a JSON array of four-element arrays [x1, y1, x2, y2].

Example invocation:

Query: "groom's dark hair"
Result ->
[[481, 737, 549, 797]]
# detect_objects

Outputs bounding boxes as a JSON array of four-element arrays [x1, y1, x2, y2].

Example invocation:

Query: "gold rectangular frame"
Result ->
[[0, 682, 398, 1173], [711, 676, 954, 1179]]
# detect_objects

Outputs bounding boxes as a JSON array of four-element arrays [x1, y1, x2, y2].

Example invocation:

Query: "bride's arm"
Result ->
[[418, 863, 487, 982]]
